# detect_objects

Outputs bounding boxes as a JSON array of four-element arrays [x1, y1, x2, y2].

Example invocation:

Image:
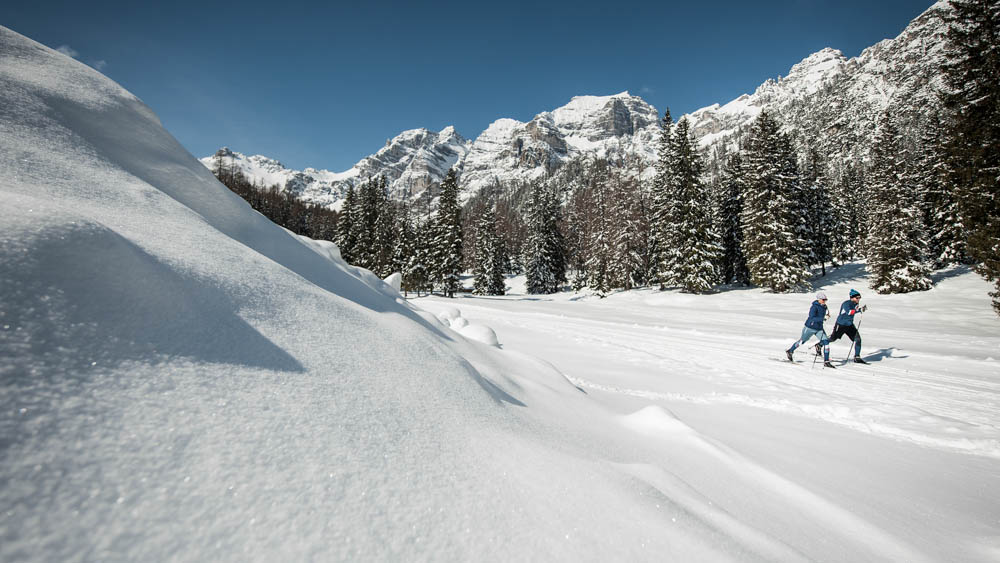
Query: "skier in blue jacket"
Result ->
[[786, 292, 836, 368], [829, 289, 868, 364]]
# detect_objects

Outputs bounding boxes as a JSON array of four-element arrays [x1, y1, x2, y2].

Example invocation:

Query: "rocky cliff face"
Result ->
[[201, 126, 468, 210], [686, 1, 950, 167], [457, 92, 660, 195], [204, 1, 951, 207]]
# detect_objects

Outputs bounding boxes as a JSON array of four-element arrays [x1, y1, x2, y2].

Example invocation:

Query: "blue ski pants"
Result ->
[[789, 327, 830, 361]]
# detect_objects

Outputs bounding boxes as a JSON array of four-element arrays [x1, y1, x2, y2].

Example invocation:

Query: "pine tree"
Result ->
[[669, 117, 722, 293], [651, 109, 679, 287], [472, 204, 507, 296], [830, 164, 865, 262], [405, 216, 433, 297], [740, 111, 812, 292], [866, 113, 933, 294], [430, 169, 463, 297], [391, 202, 414, 287], [941, 0, 1000, 312], [523, 182, 567, 294], [336, 186, 358, 264], [801, 148, 836, 275], [916, 117, 968, 267], [718, 153, 750, 284], [583, 164, 614, 295]]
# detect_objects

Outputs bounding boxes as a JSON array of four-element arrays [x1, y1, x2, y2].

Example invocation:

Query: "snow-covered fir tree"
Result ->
[[430, 169, 463, 297], [582, 163, 614, 296], [801, 148, 837, 275], [336, 185, 358, 264], [866, 113, 933, 294], [941, 0, 1000, 313], [668, 117, 722, 293], [472, 204, 507, 296], [914, 115, 968, 267], [391, 202, 415, 289], [650, 109, 679, 287], [405, 215, 433, 297], [523, 182, 567, 294], [740, 111, 812, 292], [610, 161, 650, 290], [830, 164, 865, 263], [718, 153, 750, 285], [372, 186, 397, 277]]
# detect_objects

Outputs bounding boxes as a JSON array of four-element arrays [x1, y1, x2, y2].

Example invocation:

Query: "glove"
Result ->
[[860, 305, 867, 313], [825, 312, 830, 320]]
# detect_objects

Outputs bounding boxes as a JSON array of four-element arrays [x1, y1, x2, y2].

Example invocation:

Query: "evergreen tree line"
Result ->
[[940, 0, 1000, 313], [212, 152, 338, 242], [336, 170, 466, 297]]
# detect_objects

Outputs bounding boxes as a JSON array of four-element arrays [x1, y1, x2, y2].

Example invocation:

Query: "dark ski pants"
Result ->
[[830, 323, 862, 357]]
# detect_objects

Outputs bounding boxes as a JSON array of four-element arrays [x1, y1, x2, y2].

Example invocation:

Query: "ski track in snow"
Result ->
[[421, 292, 1000, 460]]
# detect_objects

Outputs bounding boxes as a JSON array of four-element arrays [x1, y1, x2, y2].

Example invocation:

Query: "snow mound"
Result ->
[[621, 405, 693, 436], [458, 323, 500, 347], [383, 272, 402, 292], [434, 305, 501, 347]]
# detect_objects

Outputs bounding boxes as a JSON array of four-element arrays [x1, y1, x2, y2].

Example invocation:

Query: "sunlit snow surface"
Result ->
[[3, 24, 1000, 562], [418, 268, 1000, 561]]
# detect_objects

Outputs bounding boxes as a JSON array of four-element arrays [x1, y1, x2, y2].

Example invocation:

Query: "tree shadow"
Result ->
[[930, 265, 974, 284], [810, 262, 869, 287]]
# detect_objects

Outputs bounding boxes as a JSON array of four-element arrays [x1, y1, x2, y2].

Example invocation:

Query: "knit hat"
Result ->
[[816, 292, 828, 300], [849, 289, 861, 298]]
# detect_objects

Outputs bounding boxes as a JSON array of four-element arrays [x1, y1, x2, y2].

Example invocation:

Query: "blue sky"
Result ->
[[7, 0, 934, 171]]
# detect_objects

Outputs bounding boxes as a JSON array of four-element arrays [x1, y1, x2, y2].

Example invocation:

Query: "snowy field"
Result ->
[[3, 24, 1000, 562], [416, 269, 1000, 561]]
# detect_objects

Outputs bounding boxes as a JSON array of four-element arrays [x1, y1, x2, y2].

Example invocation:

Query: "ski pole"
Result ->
[[844, 312, 863, 362]]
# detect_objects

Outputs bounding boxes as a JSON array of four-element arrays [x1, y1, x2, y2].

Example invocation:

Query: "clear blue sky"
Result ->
[[7, 0, 935, 171]]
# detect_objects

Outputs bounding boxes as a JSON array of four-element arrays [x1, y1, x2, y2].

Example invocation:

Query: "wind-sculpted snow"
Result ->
[[417, 265, 1000, 561]]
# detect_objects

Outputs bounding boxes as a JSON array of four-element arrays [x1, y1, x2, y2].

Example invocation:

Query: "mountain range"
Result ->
[[201, 1, 950, 209]]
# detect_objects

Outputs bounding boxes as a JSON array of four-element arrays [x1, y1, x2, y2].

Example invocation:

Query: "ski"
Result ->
[[769, 357, 805, 365]]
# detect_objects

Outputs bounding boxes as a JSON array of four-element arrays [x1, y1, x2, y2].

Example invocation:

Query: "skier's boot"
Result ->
[[814, 343, 823, 357], [823, 361, 837, 369], [785, 349, 794, 362], [853, 357, 869, 364]]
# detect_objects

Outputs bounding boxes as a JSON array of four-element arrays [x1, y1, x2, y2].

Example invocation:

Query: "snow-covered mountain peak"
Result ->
[[685, 1, 952, 157], [551, 91, 659, 139], [782, 47, 848, 92]]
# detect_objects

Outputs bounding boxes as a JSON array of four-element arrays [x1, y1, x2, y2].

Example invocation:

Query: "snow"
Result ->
[[3, 22, 1000, 563], [550, 91, 633, 128], [417, 264, 1000, 561]]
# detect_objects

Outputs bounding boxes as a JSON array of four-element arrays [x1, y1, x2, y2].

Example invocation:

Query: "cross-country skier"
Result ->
[[829, 289, 868, 364], [786, 292, 836, 368]]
